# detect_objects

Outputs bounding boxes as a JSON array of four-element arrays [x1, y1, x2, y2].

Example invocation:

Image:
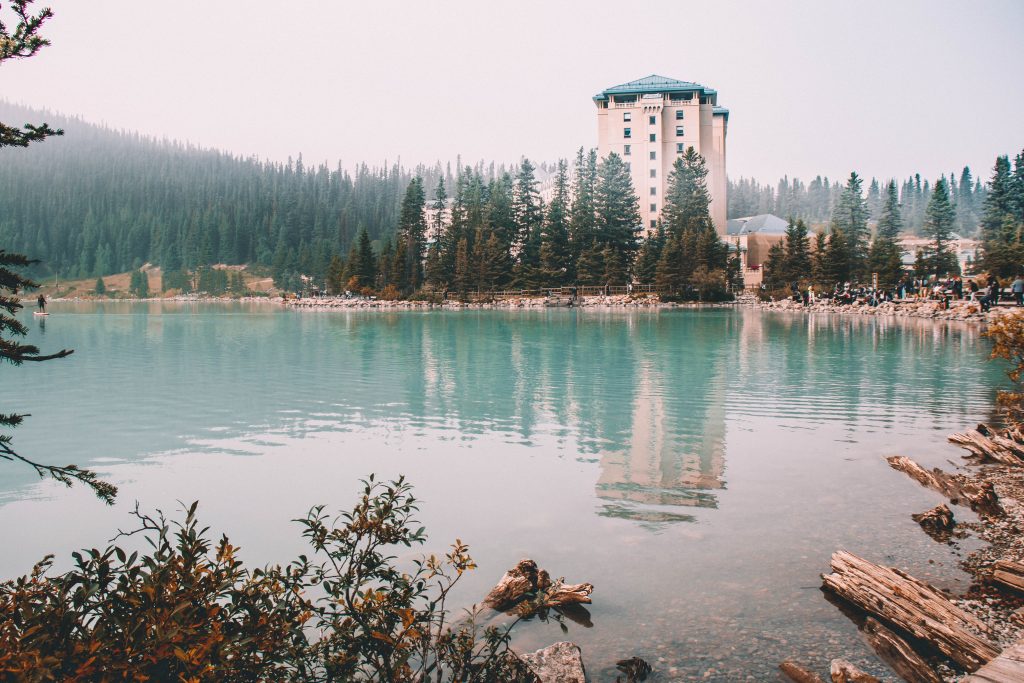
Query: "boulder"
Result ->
[[521, 641, 586, 683]]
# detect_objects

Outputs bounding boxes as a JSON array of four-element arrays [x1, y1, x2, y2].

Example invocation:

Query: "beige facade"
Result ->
[[594, 75, 728, 235]]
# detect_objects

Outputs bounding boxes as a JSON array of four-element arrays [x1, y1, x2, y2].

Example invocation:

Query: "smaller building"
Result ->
[[726, 214, 788, 288]]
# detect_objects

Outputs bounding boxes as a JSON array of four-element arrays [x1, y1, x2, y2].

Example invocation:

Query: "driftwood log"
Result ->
[[912, 503, 956, 535], [821, 550, 1000, 672], [886, 456, 1001, 516], [991, 560, 1024, 594], [829, 659, 880, 683], [861, 617, 941, 683], [483, 559, 593, 615], [779, 660, 825, 683], [949, 424, 1024, 465]]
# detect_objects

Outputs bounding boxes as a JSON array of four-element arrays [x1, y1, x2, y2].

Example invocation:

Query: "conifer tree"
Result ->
[[832, 172, 869, 279], [820, 228, 851, 286], [129, 269, 149, 297], [345, 228, 376, 290], [512, 159, 543, 253], [539, 160, 572, 286], [922, 177, 959, 276], [635, 223, 665, 285], [453, 237, 470, 293], [662, 148, 712, 236], [94, 276, 106, 294], [569, 148, 598, 263], [575, 240, 605, 286], [396, 176, 427, 293], [326, 254, 345, 294], [593, 152, 641, 270], [868, 180, 905, 286]]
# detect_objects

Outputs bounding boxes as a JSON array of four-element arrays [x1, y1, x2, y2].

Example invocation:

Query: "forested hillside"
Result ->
[[0, 102, 489, 279]]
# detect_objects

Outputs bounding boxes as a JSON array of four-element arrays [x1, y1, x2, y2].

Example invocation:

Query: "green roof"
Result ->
[[593, 74, 716, 101]]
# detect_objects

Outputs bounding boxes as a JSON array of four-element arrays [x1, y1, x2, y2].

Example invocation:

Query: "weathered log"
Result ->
[[912, 503, 956, 534], [483, 559, 593, 615], [948, 424, 1024, 465], [779, 660, 825, 683], [886, 456, 1001, 516], [830, 659, 880, 683], [991, 560, 1024, 594], [861, 617, 941, 683], [964, 638, 1024, 682], [821, 550, 1000, 672]]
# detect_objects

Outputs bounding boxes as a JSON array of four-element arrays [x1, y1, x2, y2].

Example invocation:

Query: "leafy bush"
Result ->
[[0, 477, 536, 682], [985, 311, 1024, 426]]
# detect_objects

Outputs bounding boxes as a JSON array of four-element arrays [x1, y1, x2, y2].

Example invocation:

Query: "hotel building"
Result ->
[[594, 75, 728, 235]]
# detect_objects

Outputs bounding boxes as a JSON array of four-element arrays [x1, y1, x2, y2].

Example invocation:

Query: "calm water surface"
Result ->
[[1, 303, 1006, 680]]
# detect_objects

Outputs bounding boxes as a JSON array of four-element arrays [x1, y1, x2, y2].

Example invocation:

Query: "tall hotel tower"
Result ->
[[594, 75, 728, 235]]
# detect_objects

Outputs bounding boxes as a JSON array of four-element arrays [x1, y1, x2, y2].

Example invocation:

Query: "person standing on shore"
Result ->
[[1012, 274, 1024, 306]]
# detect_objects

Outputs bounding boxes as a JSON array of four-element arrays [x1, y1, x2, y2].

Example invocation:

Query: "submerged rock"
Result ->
[[521, 641, 586, 683]]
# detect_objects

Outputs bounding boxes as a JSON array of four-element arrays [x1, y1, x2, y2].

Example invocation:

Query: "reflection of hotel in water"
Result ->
[[595, 315, 743, 523]]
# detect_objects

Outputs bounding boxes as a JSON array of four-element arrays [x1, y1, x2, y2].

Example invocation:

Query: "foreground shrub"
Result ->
[[985, 311, 1024, 426], [0, 476, 535, 682]]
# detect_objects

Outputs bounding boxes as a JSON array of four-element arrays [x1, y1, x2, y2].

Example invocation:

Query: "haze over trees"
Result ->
[[729, 168, 986, 236], [0, 0, 115, 501]]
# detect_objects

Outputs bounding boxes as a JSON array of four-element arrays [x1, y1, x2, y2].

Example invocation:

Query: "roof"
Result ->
[[713, 106, 729, 118], [594, 74, 717, 101], [726, 214, 788, 236]]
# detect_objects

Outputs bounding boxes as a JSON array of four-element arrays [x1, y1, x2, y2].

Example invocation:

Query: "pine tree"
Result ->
[[345, 228, 376, 290], [832, 172, 869, 279], [635, 223, 665, 285], [594, 152, 642, 269], [569, 148, 598, 265], [576, 240, 605, 286], [922, 177, 959, 276], [326, 254, 345, 294], [763, 240, 786, 289], [821, 228, 851, 286], [396, 176, 427, 293], [129, 269, 149, 298], [868, 180, 905, 286], [512, 159, 543, 253], [94, 276, 106, 294], [662, 147, 712, 236], [453, 237, 470, 293], [539, 159, 572, 286]]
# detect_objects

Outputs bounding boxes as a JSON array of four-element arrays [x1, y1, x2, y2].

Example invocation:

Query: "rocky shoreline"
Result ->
[[50, 292, 1024, 325]]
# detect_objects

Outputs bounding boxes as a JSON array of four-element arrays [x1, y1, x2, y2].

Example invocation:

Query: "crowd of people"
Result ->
[[777, 273, 1024, 311]]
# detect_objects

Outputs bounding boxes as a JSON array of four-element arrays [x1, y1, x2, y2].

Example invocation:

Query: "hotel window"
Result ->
[[676, 126, 684, 136], [649, 169, 656, 178], [675, 110, 684, 120], [649, 151, 656, 160], [648, 115, 656, 125], [649, 133, 656, 142], [650, 187, 656, 196], [650, 203, 657, 212], [623, 112, 632, 122], [676, 143, 685, 153], [650, 219, 657, 229], [624, 144, 631, 156], [625, 162, 631, 172], [624, 127, 631, 138]]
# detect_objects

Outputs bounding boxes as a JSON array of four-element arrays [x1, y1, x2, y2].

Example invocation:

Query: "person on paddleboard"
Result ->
[[37, 294, 46, 312]]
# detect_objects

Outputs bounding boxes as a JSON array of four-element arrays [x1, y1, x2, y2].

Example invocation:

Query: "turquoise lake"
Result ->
[[0, 303, 1007, 680]]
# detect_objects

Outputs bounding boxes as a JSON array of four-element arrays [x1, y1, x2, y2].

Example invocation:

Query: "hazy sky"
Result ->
[[3, 0, 1022, 184]]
